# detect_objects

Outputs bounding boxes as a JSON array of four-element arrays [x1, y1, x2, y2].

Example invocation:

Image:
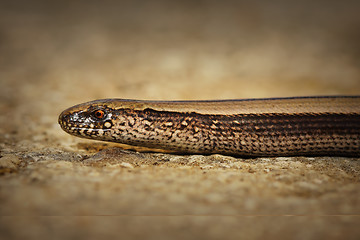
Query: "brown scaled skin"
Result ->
[[59, 96, 360, 157]]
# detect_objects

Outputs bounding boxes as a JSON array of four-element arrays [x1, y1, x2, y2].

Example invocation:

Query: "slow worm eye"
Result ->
[[93, 110, 105, 119]]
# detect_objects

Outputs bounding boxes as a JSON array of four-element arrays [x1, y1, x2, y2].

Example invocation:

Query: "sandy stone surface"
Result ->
[[0, 1, 360, 239]]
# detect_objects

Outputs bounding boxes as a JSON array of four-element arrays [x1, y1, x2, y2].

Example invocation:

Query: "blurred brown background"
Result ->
[[1, 0, 360, 239]]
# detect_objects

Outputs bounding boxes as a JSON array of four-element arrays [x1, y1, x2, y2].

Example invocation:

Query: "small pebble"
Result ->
[[0, 154, 20, 169]]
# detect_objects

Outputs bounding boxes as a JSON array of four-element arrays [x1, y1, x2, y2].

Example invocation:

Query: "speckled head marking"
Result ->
[[58, 100, 116, 142]]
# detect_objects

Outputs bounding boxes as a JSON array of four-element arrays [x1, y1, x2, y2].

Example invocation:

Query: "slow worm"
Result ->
[[58, 96, 360, 157]]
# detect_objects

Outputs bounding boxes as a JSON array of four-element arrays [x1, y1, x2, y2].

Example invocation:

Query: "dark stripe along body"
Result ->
[[58, 96, 360, 157]]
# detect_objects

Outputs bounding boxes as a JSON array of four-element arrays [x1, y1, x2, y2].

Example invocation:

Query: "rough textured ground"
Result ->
[[1, 1, 360, 239]]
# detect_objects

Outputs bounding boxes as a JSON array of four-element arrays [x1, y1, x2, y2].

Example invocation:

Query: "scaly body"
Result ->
[[58, 96, 360, 157]]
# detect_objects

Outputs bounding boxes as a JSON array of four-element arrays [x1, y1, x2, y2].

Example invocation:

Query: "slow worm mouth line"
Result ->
[[58, 96, 360, 157], [60, 125, 113, 133]]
